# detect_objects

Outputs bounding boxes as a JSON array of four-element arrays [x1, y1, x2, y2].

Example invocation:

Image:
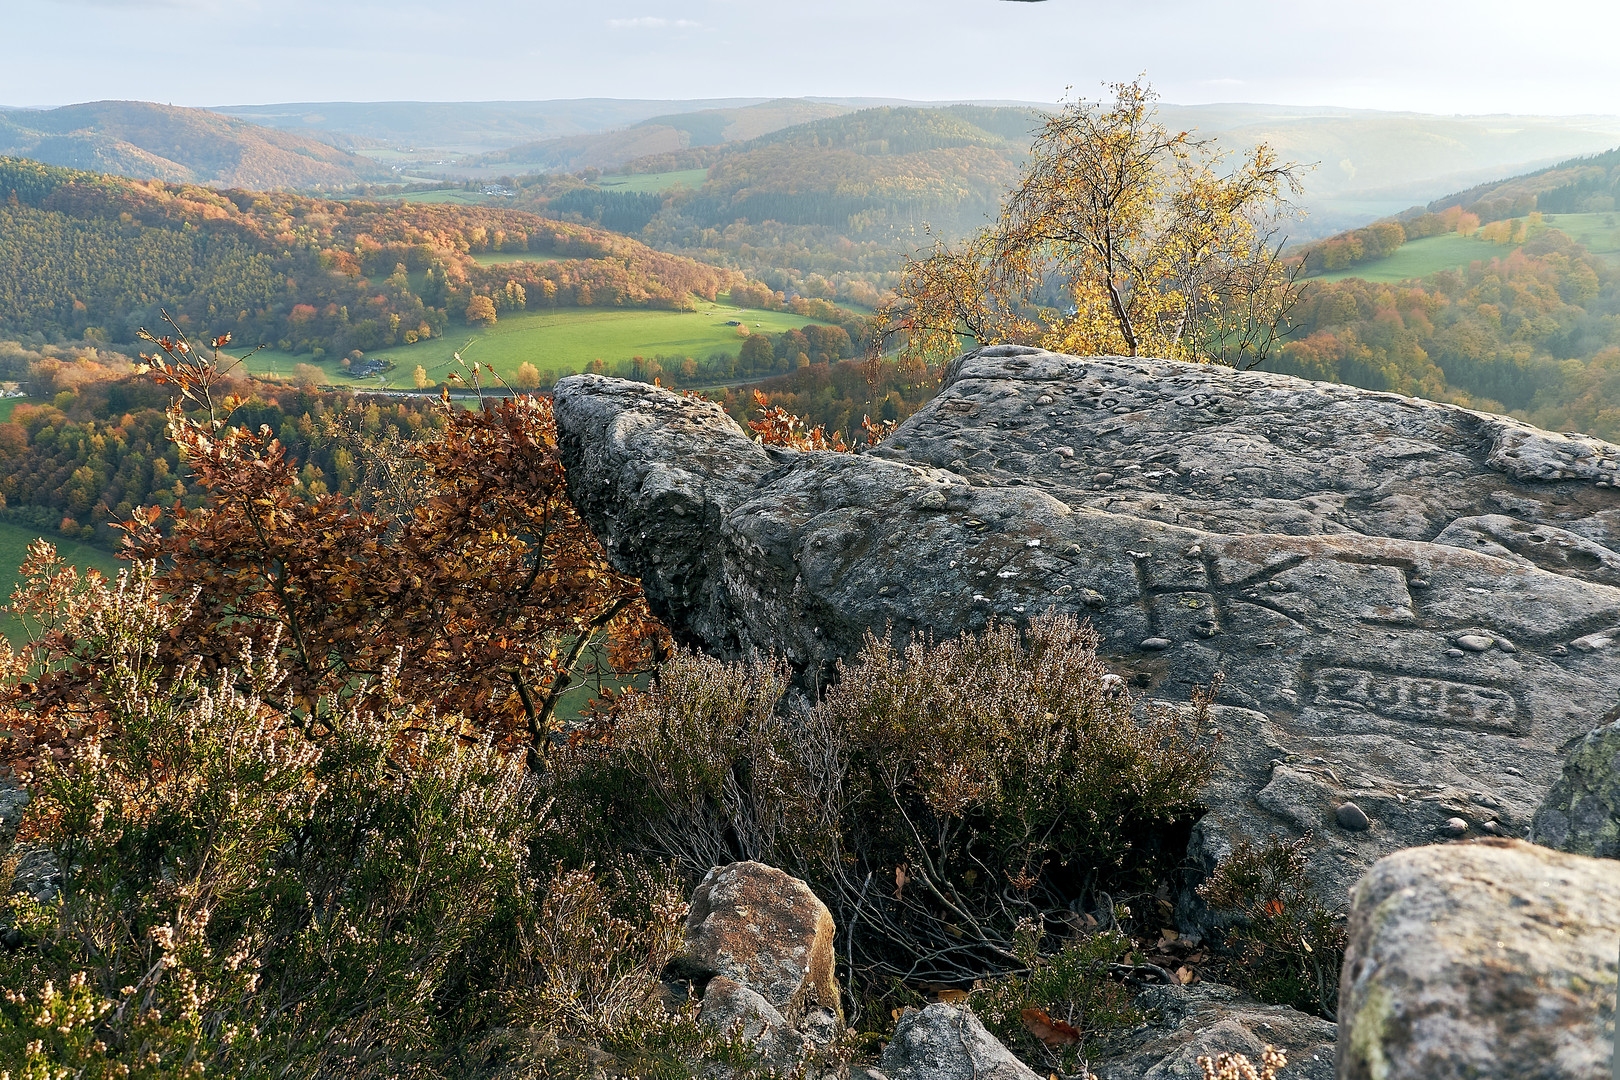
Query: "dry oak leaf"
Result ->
[[1020, 1008, 1080, 1047]]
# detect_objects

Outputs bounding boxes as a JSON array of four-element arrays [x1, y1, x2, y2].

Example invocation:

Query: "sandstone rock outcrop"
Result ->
[[554, 348, 1620, 910], [1336, 839, 1619, 1080], [1533, 713, 1620, 859]]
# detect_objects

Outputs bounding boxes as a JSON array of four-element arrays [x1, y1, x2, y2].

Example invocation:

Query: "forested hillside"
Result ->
[[0, 340, 449, 547], [511, 106, 1036, 305], [0, 157, 739, 364], [1269, 220, 1620, 439], [1424, 145, 1620, 220], [0, 101, 391, 188]]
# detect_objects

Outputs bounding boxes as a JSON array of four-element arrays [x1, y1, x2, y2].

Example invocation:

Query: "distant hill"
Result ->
[[210, 97, 1033, 155], [508, 106, 1036, 296], [521, 101, 1620, 292], [463, 100, 858, 173], [525, 102, 1620, 269], [0, 101, 392, 188], [216, 98, 781, 155]]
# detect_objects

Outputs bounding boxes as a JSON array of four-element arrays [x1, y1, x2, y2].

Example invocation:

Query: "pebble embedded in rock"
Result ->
[[1036, 395, 1054, 405], [1053, 446, 1074, 458], [1094, 472, 1115, 484], [913, 491, 948, 511], [1140, 637, 1172, 651], [1445, 648, 1465, 658], [1336, 802, 1372, 831], [1572, 633, 1613, 653], [1442, 817, 1468, 837], [1455, 634, 1494, 652]]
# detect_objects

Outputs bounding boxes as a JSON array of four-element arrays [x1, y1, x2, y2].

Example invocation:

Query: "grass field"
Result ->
[[1312, 212, 1620, 285], [597, 169, 709, 194], [0, 522, 122, 645], [1541, 211, 1620, 260], [470, 250, 563, 267], [388, 189, 499, 206], [1313, 232, 1514, 284], [0, 397, 40, 422], [238, 303, 833, 388]]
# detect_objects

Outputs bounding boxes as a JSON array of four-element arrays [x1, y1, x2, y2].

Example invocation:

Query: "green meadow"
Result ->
[[1312, 212, 1620, 285], [1541, 211, 1620, 261], [0, 521, 122, 645], [596, 169, 709, 193], [470, 250, 564, 267], [238, 303, 833, 388], [1313, 231, 1515, 284], [0, 397, 40, 422], [388, 189, 499, 206]]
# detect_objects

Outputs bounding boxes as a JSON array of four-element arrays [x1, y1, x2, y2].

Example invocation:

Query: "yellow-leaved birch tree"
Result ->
[[877, 77, 1305, 371]]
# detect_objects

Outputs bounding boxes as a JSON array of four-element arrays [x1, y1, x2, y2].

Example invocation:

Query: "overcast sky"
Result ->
[[3, 0, 1618, 116]]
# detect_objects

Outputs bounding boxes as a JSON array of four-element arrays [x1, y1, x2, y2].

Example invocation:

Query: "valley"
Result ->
[[3, 1, 1620, 1072]]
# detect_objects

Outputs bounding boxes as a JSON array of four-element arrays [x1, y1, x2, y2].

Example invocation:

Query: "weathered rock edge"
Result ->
[[1533, 713, 1620, 859], [554, 349, 1620, 908], [1336, 838, 1619, 1080]]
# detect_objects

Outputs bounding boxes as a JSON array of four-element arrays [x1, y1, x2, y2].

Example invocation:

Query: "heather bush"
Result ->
[[557, 612, 1216, 990], [0, 559, 708, 1079], [974, 916, 1141, 1076], [1197, 835, 1348, 1019]]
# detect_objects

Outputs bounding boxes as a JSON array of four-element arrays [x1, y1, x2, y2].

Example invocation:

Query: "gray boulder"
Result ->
[[879, 1003, 1041, 1080], [553, 348, 1620, 910], [1533, 713, 1620, 859], [1336, 838, 1619, 1080], [696, 976, 807, 1069], [1091, 983, 1335, 1080]]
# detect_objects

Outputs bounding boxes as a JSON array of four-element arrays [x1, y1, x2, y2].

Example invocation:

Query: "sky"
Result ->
[[3, 0, 1619, 116]]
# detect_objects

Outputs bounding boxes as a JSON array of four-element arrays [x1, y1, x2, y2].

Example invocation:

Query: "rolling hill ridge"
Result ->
[[0, 101, 392, 189]]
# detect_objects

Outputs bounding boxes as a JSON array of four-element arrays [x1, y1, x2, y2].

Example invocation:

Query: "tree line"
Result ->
[[0, 346, 450, 546]]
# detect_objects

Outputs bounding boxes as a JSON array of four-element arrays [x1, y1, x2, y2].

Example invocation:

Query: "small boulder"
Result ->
[[880, 1003, 1041, 1080], [1532, 716, 1620, 859], [698, 976, 804, 1068], [679, 861, 841, 1023], [1337, 839, 1620, 1080], [1089, 982, 1335, 1080]]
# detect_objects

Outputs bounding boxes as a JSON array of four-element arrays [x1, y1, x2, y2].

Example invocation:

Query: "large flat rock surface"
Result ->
[[552, 346, 1620, 907]]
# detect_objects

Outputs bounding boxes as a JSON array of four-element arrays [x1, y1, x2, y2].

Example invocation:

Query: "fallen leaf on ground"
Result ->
[[1021, 1008, 1079, 1046]]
